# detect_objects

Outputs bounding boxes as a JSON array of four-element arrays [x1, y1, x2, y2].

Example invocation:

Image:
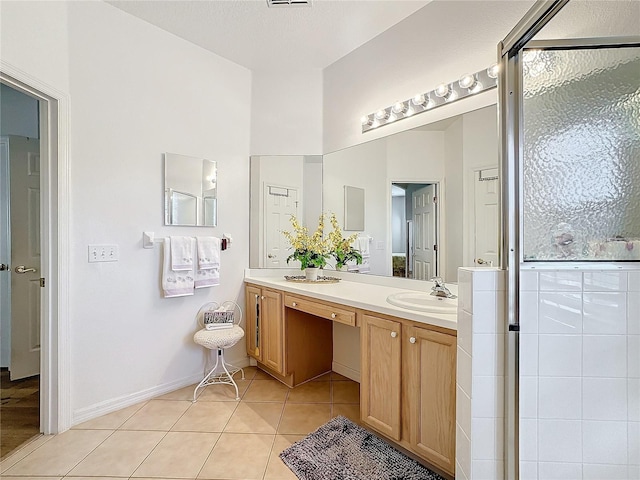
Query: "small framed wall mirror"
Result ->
[[344, 185, 365, 231], [164, 153, 217, 226]]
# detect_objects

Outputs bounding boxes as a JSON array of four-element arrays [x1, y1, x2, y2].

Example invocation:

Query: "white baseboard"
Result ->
[[72, 356, 252, 426], [332, 361, 360, 383]]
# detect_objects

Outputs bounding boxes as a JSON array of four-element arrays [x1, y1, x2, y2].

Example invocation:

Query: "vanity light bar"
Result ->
[[361, 64, 499, 133]]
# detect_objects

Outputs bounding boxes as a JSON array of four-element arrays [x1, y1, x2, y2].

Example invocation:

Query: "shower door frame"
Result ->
[[498, 1, 640, 478]]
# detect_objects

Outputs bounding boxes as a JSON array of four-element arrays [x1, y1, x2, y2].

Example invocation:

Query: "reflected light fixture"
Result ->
[[361, 64, 498, 133]]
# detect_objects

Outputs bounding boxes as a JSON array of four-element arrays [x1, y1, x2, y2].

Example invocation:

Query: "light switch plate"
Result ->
[[88, 244, 119, 262]]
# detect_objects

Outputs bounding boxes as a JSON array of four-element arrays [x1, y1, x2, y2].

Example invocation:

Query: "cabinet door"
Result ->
[[361, 314, 402, 440], [406, 326, 456, 475], [245, 285, 262, 361], [261, 289, 284, 374]]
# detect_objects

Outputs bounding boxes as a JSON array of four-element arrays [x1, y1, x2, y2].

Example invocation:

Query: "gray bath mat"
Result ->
[[279, 415, 446, 480]]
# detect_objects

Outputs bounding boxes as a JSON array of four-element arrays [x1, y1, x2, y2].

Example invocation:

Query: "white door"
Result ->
[[474, 168, 499, 267], [264, 185, 298, 268], [9, 136, 41, 380], [412, 184, 437, 280]]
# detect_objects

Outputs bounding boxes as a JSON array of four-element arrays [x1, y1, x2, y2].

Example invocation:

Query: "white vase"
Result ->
[[305, 267, 319, 281], [337, 265, 348, 272]]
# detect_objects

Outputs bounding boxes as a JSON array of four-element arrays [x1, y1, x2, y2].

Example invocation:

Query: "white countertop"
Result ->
[[244, 269, 457, 331]]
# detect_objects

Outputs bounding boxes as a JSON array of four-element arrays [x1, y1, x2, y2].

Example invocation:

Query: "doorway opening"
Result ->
[[391, 182, 439, 280]]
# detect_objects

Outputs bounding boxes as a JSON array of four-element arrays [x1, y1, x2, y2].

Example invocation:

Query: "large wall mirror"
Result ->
[[249, 104, 500, 283], [164, 153, 217, 226]]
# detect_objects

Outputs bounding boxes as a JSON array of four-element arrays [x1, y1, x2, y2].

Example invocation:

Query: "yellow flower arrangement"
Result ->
[[281, 214, 331, 269], [328, 213, 363, 269]]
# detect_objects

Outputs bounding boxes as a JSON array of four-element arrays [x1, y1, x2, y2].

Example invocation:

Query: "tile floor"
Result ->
[[0, 367, 361, 479]]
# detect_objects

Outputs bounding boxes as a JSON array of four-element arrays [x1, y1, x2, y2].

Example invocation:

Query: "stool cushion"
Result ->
[[194, 325, 245, 350]]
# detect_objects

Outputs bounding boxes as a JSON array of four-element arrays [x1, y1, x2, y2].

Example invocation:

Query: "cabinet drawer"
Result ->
[[284, 294, 356, 326]]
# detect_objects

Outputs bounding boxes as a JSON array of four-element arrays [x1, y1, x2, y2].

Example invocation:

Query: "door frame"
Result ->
[[1, 63, 71, 435], [464, 164, 499, 268], [262, 182, 299, 268]]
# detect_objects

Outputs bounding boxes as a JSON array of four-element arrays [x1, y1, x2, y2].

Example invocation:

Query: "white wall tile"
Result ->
[[629, 271, 640, 292], [456, 424, 471, 480], [538, 461, 583, 480], [582, 420, 628, 465], [583, 463, 628, 480], [456, 461, 470, 480], [520, 334, 539, 376], [520, 418, 538, 462], [472, 460, 503, 480], [583, 271, 628, 292], [629, 293, 640, 335], [458, 346, 472, 397], [472, 334, 499, 377], [521, 270, 539, 292], [629, 421, 639, 466], [539, 271, 582, 292], [520, 461, 538, 480], [472, 270, 498, 291], [472, 291, 500, 334], [583, 292, 628, 334], [583, 335, 627, 378], [520, 291, 539, 334], [459, 268, 473, 314], [630, 335, 640, 378], [472, 375, 503, 419], [629, 379, 640, 422], [628, 465, 639, 480], [520, 376, 538, 419], [472, 417, 496, 460], [538, 419, 582, 463], [458, 310, 472, 355], [538, 377, 581, 420], [539, 293, 583, 334], [583, 378, 628, 421], [539, 335, 582, 377], [457, 385, 472, 438]]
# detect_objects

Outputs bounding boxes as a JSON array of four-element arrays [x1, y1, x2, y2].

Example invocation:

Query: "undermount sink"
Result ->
[[386, 291, 458, 314]]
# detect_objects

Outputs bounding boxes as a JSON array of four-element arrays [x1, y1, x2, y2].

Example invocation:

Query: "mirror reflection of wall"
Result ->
[[164, 153, 217, 226]]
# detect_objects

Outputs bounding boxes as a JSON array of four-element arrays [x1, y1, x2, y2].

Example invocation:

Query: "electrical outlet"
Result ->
[[88, 244, 119, 263]]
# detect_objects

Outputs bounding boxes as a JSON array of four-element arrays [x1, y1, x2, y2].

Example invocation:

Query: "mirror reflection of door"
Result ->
[[264, 185, 298, 268], [473, 167, 499, 267], [391, 182, 438, 280]]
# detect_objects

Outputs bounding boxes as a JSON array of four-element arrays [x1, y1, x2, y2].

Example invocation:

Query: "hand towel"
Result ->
[[170, 236, 194, 271], [163, 238, 195, 297], [356, 236, 370, 257], [196, 237, 221, 270]]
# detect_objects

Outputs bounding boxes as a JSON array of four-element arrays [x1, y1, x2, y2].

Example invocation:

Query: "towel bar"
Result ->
[[143, 231, 233, 250]]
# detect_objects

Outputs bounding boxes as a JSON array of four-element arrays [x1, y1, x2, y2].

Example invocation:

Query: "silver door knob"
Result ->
[[267, 254, 275, 258], [391, 331, 398, 338], [476, 258, 486, 264], [410, 337, 416, 344], [15, 265, 37, 274], [0, 263, 8, 271]]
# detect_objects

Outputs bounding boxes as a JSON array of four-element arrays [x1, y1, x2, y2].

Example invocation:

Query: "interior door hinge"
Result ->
[[433, 196, 438, 204], [40, 277, 45, 287], [434, 244, 438, 251]]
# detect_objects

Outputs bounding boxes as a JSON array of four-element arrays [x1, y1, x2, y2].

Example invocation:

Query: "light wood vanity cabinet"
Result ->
[[361, 313, 457, 476], [245, 285, 284, 374]]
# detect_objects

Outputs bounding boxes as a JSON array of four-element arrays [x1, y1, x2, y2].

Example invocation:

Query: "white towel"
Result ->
[[356, 236, 370, 257], [163, 238, 195, 297], [196, 237, 221, 270], [170, 236, 194, 271]]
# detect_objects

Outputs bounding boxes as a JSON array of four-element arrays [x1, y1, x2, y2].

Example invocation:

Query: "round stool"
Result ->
[[192, 301, 245, 402]]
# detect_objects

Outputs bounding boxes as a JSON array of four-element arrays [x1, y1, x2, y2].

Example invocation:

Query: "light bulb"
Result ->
[[434, 83, 450, 98], [411, 94, 426, 107], [445, 90, 458, 102], [469, 81, 483, 93], [487, 63, 499, 79], [392, 101, 407, 115], [375, 109, 389, 121], [458, 74, 478, 90], [361, 115, 373, 126]]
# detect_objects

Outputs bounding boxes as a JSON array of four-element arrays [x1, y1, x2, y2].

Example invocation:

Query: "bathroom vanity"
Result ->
[[244, 271, 457, 476]]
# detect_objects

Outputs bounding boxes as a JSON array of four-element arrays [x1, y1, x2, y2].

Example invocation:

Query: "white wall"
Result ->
[[444, 117, 464, 283], [251, 69, 323, 155], [0, 84, 39, 138], [2, 0, 252, 423]]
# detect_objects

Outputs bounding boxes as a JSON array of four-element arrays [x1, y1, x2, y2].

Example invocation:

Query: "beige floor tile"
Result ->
[[330, 372, 351, 381], [243, 380, 290, 403], [120, 400, 191, 431], [277, 404, 331, 435], [156, 384, 200, 401], [67, 430, 164, 477], [264, 435, 304, 480], [1, 477, 61, 480], [72, 402, 147, 430], [197, 379, 250, 402], [310, 372, 331, 382], [171, 401, 237, 433], [242, 366, 259, 380], [3, 429, 112, 476], [286, 381, 330, 403], [332, 403, 361, 425], [64, 477, 124, 480], [198, 433, 273, 479], [332, 380, 360, 404], [253, 368, 275, 380], [224, 402, 284, 434], [0, 434, 54, 473], [132, 432, 220, 478]]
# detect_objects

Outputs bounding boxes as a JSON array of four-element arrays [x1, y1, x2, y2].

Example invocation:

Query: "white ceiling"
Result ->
[[106, 0, 432, 70]]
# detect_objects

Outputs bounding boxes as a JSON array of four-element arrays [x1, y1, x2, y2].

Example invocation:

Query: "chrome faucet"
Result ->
[[430, 277, 457, 299]]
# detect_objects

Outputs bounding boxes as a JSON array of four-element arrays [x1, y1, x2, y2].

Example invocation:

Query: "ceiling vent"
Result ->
[[267, 0, 311, 7]]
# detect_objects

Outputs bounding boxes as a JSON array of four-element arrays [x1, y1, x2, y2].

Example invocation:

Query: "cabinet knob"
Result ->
[[331, 313, 336, 319], [391, 331, 398, 338], [410, 337, 416, 344], [292, 302, 297, 307], [261, 295, 265, 300]]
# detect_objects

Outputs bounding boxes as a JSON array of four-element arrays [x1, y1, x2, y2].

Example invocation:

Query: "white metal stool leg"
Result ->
[[192, 348, 245, 402]]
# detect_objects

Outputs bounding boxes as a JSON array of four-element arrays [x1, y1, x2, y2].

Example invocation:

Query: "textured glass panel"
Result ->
[[523, 47, 640, 261]]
